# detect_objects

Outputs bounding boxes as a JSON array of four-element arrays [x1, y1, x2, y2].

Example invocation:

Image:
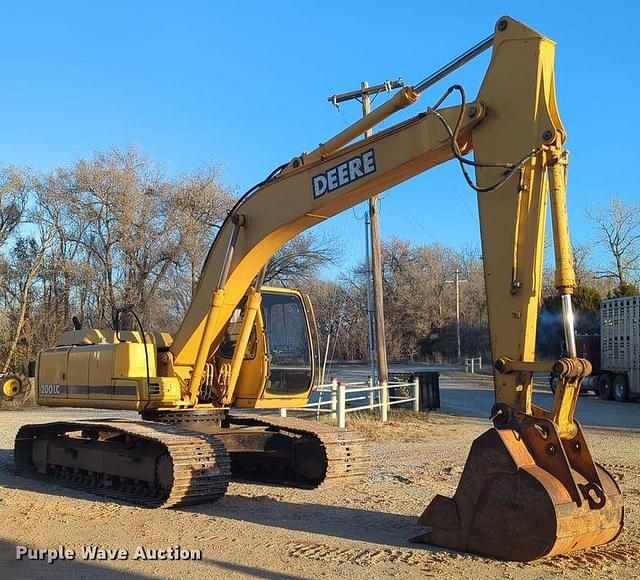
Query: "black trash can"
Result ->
[[414, 371, 440, 410]]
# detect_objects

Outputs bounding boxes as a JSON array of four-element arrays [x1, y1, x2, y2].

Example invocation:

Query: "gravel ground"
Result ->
[[0, 405, 638, 579]]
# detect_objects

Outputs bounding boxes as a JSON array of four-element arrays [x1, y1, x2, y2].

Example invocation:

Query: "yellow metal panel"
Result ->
[[89, 344, 115, 399], [112, 379, 140, 401], [67, 348, 90, 399], [147, 377, 182, 403], [113, 342, 157, 379], [36, 347, 70, 403], [229, 308, 269, 403], [57, 329, 170, 348]]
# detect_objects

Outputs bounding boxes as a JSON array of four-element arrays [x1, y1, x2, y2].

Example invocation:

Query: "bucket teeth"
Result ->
[[414, 417, 623, 561]]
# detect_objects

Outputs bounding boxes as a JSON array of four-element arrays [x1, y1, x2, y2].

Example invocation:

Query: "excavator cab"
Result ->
[[262, 289, 314, 396], [216, 286, 316, 407]]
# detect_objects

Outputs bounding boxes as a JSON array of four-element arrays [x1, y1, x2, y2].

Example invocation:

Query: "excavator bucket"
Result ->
[[414, 413, 623, 561]]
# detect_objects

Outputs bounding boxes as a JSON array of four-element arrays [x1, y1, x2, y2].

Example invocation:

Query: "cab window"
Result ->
[[219, 299, 257, 359], [261, 292, 312, 395]]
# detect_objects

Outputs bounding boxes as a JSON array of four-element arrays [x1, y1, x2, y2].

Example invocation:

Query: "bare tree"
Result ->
[[1, 232, 49, 372], [165, 164, 235, 322], [264, 231, 339, 287], [586, 194, 640, 285], [0, 143, 342, 370], [67, 148, 236, 329], [304, 276, 369, 364], [0, 166, 29, 248], [32, 166, 92, 343], [571, 241, 593, 287]]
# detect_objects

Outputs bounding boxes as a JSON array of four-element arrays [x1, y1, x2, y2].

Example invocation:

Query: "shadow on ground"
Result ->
[[201, 557, 309, 580], [0, 538, 153, 579], [183, 493, 426, 548], [0, 446, 427, 550]]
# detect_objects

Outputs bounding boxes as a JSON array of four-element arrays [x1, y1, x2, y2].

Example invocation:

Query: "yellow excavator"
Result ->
[[2, 16, 623, 562]]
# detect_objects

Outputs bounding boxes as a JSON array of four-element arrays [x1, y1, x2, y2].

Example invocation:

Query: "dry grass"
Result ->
[[342, 409, 483, 442]]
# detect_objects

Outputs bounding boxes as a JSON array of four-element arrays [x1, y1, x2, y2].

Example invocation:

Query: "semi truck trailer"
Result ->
[[597, 295, 640, 401], [549, 296, 640, 401]]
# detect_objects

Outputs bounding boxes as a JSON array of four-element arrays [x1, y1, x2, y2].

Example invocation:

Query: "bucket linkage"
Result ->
[[413, 359, 623, 561]]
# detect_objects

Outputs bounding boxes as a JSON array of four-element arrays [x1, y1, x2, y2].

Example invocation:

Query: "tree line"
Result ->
[[0, 147, 330, 372], [314, 195, 640, 363], [0, 147, 638, 373]]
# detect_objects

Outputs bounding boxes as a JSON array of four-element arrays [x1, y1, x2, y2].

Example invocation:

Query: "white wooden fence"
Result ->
[[464, 356, 482, 373], [280, 376, 420, 429]]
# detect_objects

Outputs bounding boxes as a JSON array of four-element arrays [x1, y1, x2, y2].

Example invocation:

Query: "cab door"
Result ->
[[220, 287, 315, 407], [261, 288, 315, 398]]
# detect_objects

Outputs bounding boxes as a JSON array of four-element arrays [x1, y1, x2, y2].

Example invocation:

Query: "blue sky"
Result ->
[[1, 2, 638, 274]]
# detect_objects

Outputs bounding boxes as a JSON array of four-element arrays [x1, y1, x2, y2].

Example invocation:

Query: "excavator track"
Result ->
[[144, 411, 369, 488], [226, 413, 369, 487], [14, 420, 230, 508]]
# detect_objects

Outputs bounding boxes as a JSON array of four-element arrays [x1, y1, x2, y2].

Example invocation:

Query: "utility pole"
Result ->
[[446, 268, 467, 361], [364, 209, 376, 382], [362, 80, 390, 386], [327, 78, 403, 385]]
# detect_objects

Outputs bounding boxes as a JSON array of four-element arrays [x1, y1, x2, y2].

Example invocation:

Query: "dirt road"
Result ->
[[0, 406, 638, 579]]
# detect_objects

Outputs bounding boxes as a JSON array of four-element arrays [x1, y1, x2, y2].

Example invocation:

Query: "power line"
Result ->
[[352, 205, 367, 221], [444, 165, 476, 219], [388, 191, 439, 244]]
